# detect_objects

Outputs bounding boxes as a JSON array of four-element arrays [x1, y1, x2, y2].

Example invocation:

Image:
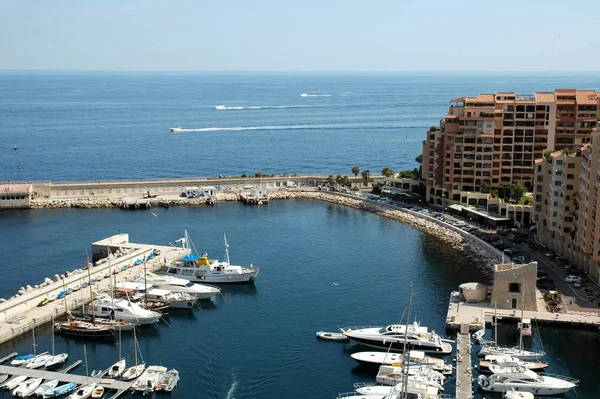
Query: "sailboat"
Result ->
[[44, 317, 69, 369], [478, 293, 545, 360], [107, 325, 126, 378], [122, 328, 146, 381], [138, 255, 169, 314], [67, 345, 96, 399]]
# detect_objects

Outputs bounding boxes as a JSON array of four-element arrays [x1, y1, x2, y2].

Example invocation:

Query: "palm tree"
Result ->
[[351, 165, 360, 187], [361, 170, 371, 187], [341, 176, 351, 188], [326, 175, 335, 188], [381, 166, 394, 178], [335, 175, 343, 190]]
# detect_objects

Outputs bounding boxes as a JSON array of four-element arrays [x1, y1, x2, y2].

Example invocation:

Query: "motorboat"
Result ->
[[214, 105, 226, 110], [478, 341, 545, 360], [478, 369, 578, 395], [34, 380, 59, 397], [66, 383, 96, 399], [351, 380, 443, 399], [43, 382, 78, 398], [170, 127, 183, 133], [351, 350, 453, 375], [122, 363, 146, 381], [145, 289, 197, 309], [131, 365, 167, 394], [87, 293, 161, 325], [156, 369, 180, 392], [163, 232, 259, 284], [135, 272, 220, 299], [12, 377, 42, 397], [316, 331, 349, 341], [10, 354, 35, 366], [44, 353, 69, 370], [55, 320, 115, 338], [91, 386, 104, 398], [478, 355, 548, 373], [0, 374, 7, 385], [488, 364, 530, 375], [376, 365, 445, 388], [518, 318, 533, 337], [504, 391, 534, 399], [341, 322, 453, 355], [300, 93, 309, 97], [25, 354, 53, 369], [107, 358, 126, 378], [1, 375, 27, 390]]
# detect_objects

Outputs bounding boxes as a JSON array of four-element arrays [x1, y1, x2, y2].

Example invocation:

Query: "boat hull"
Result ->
[[164, 270, 259, 284], [344, 336, 452, 355]]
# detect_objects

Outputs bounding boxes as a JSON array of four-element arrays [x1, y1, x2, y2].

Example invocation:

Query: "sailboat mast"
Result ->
[[144, 256, 148, 305], [51, 316, 55, 356], [32, 324, 37, 356], [519, 282, 525, 352], [62, 279, 70, 320], [494, 301, 498, 348], [133, 328, 138, 366], [84, 344, 89, 379], [400, 285, 413, 399], [224, 234, 230, 265], [86, 253, 96, 324]]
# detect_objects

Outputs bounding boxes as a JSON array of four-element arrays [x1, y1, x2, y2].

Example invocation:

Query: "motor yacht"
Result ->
[[136, 272, 220, 299], [351, 350, 453, 374], [376, 364, 445, 388], [131, 365, 167, 394], [478, 354, 547, 373], [478, 369, 578, 395], [87, 294, 161, 325]]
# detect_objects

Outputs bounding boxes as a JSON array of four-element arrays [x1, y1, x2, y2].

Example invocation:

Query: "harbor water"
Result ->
[[0, 201, 599, 398]]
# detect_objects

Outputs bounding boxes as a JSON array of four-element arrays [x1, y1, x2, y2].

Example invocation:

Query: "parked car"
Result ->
[[573, 282, 583, 289], [504, 248, 517, 255], [545, 251, 557, 259], [511, 255, 526, 263], [565, 275, 583, 283]]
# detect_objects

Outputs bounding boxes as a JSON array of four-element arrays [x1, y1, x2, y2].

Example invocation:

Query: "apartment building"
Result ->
[[422, 89, 599, 207], [533, 150, 581, 257]]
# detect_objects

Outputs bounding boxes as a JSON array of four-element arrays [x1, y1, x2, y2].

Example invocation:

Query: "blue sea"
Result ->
[[2, 72, 600, 182], [1, 73, 600, 398]]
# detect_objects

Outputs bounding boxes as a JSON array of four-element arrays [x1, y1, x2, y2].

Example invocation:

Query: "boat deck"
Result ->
[[0, 364, 133, 390], [455, 324, 473, 399]]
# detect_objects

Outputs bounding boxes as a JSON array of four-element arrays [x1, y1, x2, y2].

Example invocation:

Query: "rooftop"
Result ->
[[0, 184, 32, 193]]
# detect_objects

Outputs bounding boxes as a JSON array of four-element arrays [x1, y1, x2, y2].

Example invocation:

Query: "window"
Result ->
[[509, 283, 521, 293], [568, 163, 575, 168], [552, 212, 557, 217]]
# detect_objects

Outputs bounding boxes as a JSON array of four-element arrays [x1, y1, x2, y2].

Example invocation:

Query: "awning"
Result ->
[[448, 204, 463, 211]]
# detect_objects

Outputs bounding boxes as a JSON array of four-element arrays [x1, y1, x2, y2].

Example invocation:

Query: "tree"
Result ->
[[510, 183, 526, 203], [397, 170, 416, 179], [341, 176, 351, 188], [381, 167, 395, 177], [429, 126, 437, 132], [351, 165, 360, 187], [335, 175, 343, 189], [326, 175, 335, 187], [361, 170, 371, 186]]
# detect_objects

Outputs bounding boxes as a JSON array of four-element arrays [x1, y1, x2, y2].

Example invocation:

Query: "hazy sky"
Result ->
[[1, 0, 599, 71]]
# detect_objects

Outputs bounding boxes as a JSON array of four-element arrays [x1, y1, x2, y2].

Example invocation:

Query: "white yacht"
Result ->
[[170, 127, 183, 133], [163, 232, 259, 284], [376, 365, 445, 388], [478, 341, 545, 361], [478, 369, 578, 395], [214, 105, 226, 110], [504, 391, 534, 399], [351, 350, 453, 374], [350, 380, 443, 399], [478, 354, 547, 373], [87, 294, 161, 325], [341, 322, 452, 355], [145, 289, 196, 309], [108, 358, 126, 378], [136, 271, 220, 299], [131, 365, 167, 394]]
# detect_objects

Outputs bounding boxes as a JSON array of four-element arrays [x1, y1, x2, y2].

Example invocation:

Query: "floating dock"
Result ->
[[445, 290, 600, 333], [0, 234, 187, 346], [455, 324, 473, 399]]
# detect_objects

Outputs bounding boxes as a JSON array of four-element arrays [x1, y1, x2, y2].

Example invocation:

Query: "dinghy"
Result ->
[[66, 383, 96, 399], [91, 386, 104, 398], [42, 382, 78, 398], [316, 331, 349, 341], [12, 377, 42, 398], [1, 375, 28, 390]]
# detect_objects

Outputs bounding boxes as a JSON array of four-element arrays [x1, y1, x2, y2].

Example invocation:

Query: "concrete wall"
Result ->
[[491, 261, 538, 311]]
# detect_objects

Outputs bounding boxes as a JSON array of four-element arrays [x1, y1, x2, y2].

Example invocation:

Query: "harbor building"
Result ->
[[490, 261, 538, 311], [0, 183, 32, 209], [422, 89, 600, 207]]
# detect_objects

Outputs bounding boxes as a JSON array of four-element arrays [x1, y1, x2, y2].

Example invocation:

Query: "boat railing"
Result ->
[[340, 326, 379, 332], [337, 392, 374, 398], [540, 373, 580, 383], [352, 382, 378, 389]]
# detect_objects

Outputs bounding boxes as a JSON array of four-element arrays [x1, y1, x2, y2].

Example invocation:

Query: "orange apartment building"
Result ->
[[422, 89, 599, 207]]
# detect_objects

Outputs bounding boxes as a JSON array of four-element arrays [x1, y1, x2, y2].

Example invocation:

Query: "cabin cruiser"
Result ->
[[478, 354, 548, 373], [351, 350, 453, 374], [131, 365, 167, 394], [376, 365, 445, 388], [478, 369, 578, 395], [478, 341, 545, 361], [349, 380, 443, 399], [145, 289, 197, 309], [135, 272, 220, 299], [341, 322, 453, 355], [163, 232, 259, 284], [170, 127, 183, 133], [87, 294, 161, 325]]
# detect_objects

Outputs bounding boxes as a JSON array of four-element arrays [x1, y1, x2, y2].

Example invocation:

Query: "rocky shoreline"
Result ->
[[31, 191, 499, 276]]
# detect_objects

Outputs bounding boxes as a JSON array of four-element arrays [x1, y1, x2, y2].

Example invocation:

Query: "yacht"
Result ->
[[170, 127, 183, 133], [135, 272, 220, 299], [478, 369, 578, 395], [504, 391, 534, 399], [478, 355, 547, 373], [163, 232, 259, 284], [351, 350, 453, 374], [341, 322, 452, 355], [376, 365, 445, 388], [478, 341, 545, 361], [145, 289, 197, 309], [350, 380, 443, 399], [87, 294, 161, 325], [131, 365, 167, 394]]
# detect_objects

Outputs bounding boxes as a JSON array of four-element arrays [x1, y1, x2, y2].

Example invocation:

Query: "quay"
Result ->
[[0, 233, 187, 346], [454, 324, 473, 399]]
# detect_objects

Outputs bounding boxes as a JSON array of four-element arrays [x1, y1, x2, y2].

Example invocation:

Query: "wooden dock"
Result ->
[[455, 324, 473, 399], [445, 290, 600, 333], [0, 364, 133, 390]]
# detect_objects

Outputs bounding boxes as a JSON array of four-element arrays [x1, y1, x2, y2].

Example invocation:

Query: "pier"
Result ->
[[455, 324, 473, 399], [0, 234, 187, 345]]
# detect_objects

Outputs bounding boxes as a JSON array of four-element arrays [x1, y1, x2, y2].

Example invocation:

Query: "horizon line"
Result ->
[[1, 69, 600, 74]]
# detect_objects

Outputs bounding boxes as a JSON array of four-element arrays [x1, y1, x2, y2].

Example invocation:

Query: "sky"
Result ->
[[1, 0, 599, 71]]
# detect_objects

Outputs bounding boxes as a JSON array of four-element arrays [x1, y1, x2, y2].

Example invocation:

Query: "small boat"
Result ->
[[170, 127, 183, 133], [2, 375, 28, 390], [43, 382, 78, 398], [107, 359, 126, 379], [504, 391, 534, 399], [38, 298, 50, 307], [316, 331, 349, 341], [300, 93, 309, 97], [131, 365, 167, 394], [26, 354, 53, 369], [478, 369, 578, 395], [13, 377, 42, 398], [91, 386, 104, 398], [145, 289, 197, 309], [518, 318, 533, 337], [35, 380, 59, 397], [45, 353, 69, 370], [66, 383, 96, 399], [214, 105, 226, 110], [0, 374, 8, 385], [156, 369, 179, 392], [11, 354, 35, 367], [122, 363, 146, 381]]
